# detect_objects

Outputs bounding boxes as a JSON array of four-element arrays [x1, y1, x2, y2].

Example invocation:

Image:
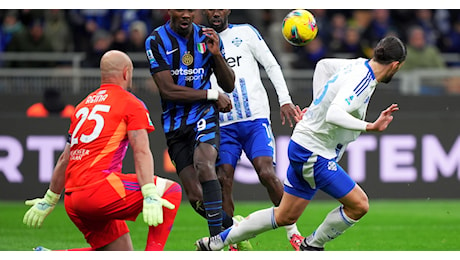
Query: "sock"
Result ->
[[202, 180, 223, 236], [306, 205, 357, 248], [145, 182, 182, 251], [191, 199, 233, 229], [220, 207, 278, 246], [284, 223, 301, 240]]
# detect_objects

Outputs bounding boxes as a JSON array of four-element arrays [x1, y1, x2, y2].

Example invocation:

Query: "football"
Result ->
[[281, 9, 318, 46]]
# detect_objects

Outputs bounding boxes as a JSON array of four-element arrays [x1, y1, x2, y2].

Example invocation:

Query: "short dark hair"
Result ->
[[373, 36, 407, 65]]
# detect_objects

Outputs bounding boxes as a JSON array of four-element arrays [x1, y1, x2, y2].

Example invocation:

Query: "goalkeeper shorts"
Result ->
[[64, 172, 167, 249]]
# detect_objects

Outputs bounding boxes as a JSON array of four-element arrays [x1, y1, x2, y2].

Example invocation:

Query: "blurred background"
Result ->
[[0, 9, 459, 201]]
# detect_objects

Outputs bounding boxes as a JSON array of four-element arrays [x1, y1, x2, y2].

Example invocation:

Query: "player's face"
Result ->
[[168, 9, 195, 37], [381, 61, 404, 84], [203, 9, 230, 33]]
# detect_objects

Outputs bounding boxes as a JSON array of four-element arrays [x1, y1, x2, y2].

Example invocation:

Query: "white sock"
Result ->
[[306, 206, 357, 248], [221, 207, 278, 246], [285, 223, 301, 240]]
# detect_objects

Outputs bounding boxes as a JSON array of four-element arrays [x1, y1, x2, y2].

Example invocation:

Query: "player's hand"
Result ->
[[294, 105, 308, 123], [280, 103, 301, 127], [141, 183, 175, 226], [202, 27, 220, 55], [216, 92, 232, 113], [367, 103, 399, 132], [23, 189, 60, 228]]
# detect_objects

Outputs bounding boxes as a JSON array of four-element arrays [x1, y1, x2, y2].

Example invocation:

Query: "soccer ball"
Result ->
[[282, 9, 318, 46]]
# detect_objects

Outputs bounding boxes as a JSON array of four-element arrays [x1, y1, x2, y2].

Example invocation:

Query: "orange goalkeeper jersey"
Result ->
[[65, 84, 155, 191]]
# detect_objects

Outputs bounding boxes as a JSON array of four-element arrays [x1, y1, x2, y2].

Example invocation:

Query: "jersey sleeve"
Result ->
[[125, 95, 155, 133], [145, 32, 170, 75], [248, 25, 292, 106]]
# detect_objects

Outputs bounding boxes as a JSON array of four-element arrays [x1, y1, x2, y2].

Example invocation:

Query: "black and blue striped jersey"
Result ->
[[145, 21, 224, 133]]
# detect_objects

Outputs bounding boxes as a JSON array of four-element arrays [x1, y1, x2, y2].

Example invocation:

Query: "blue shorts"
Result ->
[[217, 118, 274, 168], [284, 140, 355, 200]]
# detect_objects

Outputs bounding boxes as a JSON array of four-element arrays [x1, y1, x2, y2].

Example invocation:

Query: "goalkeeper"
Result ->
[[23, 50, 182, 251]]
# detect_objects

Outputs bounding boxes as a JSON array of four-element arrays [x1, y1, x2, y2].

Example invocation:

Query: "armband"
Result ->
[[207, 89, 219, 101]]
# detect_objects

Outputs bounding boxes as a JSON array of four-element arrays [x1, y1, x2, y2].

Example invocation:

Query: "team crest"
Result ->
[[197, 43, 207, 54], [232, 37, 242, 47], [182, 52, 193, 66]]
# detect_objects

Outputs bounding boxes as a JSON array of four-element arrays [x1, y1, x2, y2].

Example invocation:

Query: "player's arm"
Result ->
[[49, 142, 70, 193], [250, 26, 299, 127], [325, 104, 368, 131], [23, 142, 70, 228], [128, 129, 154, 187], [326, 103, 399, 132], [128, 128, 175, 227], [202, 27, 235, 93], [153, 70, 213, 102]]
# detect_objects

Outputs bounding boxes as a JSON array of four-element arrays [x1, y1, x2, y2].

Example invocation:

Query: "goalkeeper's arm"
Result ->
[[128, 129, 175, 227], [23, 142, 70, 228]]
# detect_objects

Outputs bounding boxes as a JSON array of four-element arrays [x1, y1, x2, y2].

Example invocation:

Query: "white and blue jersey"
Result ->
[[292, 58, 376, 160], [211, 24, 292, 166], [285, 58, 377, 200], [211, 24, 293, 127]]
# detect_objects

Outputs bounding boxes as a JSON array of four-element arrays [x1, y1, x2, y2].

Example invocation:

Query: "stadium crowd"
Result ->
[[1, 9, 460, 69]]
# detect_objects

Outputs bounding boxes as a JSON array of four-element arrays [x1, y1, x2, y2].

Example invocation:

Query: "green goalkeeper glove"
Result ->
[[23, 189, 61, 228], [141, 183, 175, 226]]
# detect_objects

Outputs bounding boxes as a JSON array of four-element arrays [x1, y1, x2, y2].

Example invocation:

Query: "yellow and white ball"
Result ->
[[282, 9, 318, 46]]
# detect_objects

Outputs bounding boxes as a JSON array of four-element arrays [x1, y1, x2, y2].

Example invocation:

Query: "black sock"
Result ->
[[191, 200, 233, 230], [202, 179, 223, 236]]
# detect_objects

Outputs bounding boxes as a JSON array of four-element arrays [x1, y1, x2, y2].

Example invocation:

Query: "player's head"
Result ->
[[168, 9, 196, 37], [100, 50, 134, 91], [203, 9, 231, 33], [372, 35, 406, 83]]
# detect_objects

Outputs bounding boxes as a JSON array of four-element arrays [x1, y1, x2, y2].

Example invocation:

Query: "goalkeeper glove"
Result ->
[[23, 189, 61, 228], [141, 183, 175, 226]]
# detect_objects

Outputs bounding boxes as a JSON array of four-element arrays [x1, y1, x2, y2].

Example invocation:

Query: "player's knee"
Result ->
[[351, 198, 369, 219], [274, 213, 297, 226], [194, 158, 215, 176], [358, 199, 369, 216]]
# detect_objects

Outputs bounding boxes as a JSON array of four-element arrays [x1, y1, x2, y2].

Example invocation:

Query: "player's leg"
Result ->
[[252, 156, 283, 206], [301, 163, 367, 250], [196, 191, 308, 251], [216, 124, 242, 216], [64, 177, 139, 251], [168, 125, 233, 235], [246, 119, 302, 245], [145, 177, 182, 250], [194, 141, 224, 236], [177, 165, 234, 231], [217, 163, 236, 215], [99, 233, 133, 251]]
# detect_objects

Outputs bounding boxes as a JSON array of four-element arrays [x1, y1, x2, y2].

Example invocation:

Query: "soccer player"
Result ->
[[23, 50, 182, 251], [144, 9, 236, 237], [202, 9, 303, 250], [196, 35, 407, 251]]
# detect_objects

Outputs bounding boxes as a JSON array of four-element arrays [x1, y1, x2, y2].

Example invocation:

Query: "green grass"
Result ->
[[1, 199, 460, 251]]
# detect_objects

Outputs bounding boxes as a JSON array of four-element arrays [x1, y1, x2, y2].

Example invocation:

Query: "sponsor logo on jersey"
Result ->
[[170, 67, 205, 82]]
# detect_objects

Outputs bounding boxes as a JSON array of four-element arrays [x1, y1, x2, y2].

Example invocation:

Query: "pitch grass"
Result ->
[[1, 199, 459, 251]]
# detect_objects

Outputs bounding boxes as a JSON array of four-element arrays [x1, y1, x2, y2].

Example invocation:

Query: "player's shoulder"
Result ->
[[228, 23, 263, 40]]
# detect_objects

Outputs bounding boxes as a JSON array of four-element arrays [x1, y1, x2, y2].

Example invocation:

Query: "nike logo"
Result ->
[[207, 212, 220, 218], [166, 48, 178, 55]]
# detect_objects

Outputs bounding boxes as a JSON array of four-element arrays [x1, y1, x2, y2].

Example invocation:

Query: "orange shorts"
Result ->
[[64, 173, 161, 249]]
